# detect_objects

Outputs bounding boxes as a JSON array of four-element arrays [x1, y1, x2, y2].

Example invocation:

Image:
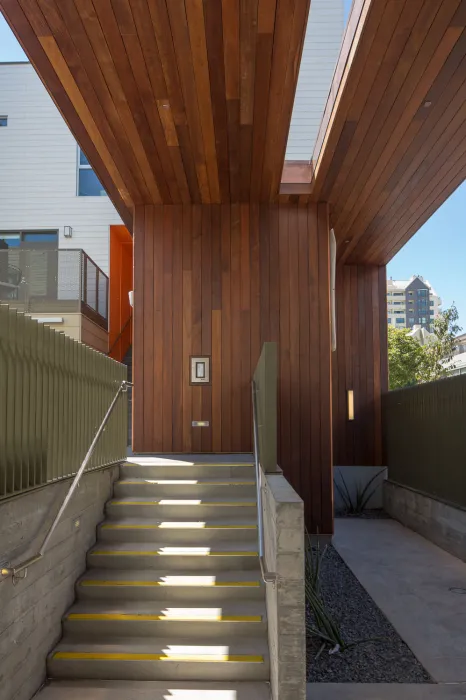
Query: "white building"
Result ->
[[387, 276, 442, 331], [286, 0, 345, 159], [0, 62, 122, 274]]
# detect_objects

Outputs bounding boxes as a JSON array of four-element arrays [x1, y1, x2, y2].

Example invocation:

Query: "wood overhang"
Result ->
[[310, 0, 466, 265], [0, 0, 311, 229]]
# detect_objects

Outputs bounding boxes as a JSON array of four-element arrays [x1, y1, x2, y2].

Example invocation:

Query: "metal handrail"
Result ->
[[252, 379, 277, 585], [1, 379, 133, 584]]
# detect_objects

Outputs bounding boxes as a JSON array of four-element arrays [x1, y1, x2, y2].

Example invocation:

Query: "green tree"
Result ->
[[419, 304, 462, 383], [387, 326, 424, 390], [388, 304, 462, 389]]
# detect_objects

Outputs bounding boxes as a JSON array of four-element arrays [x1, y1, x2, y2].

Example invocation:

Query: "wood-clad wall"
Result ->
[[332, 264, 388, 467], [133, 202, 333, 533]]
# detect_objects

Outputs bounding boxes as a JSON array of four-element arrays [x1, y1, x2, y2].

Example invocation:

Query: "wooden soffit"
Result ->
[[0, 0, 311, 227], [310, 0, 466, 265]]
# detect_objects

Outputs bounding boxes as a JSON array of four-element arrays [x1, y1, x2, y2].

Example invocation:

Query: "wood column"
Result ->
[[133, 202, 333, 532], [332, 264, 388, 467]]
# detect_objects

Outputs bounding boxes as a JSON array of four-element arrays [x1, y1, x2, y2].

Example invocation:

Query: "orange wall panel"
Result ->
[[109, 225, 133, 362]]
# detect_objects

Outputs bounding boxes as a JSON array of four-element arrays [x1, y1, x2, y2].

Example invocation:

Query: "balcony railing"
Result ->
[[0, 249, 109, 330]]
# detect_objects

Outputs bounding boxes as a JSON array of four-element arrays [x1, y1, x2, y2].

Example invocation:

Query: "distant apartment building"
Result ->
[[387, 276, 441, 331]]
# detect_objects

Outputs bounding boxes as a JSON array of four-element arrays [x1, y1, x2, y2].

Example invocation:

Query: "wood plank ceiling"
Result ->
[[311, 0, 466, 265], [0, 0, 311, 227]]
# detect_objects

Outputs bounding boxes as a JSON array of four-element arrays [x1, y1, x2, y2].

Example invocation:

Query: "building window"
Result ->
[[408, 318, 414, 324], [0, 231, 58, 248], [0, 116, 7, 127], [388, 318, 391, 324], [396, 318, 405, 324], [430, 300, 434, 306], [418, 289, 428, 296], [430, 310, 434, 316], [77, 148, 107, 197]]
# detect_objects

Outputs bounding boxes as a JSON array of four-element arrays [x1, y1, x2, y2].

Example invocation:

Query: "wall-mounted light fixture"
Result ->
[[347, 389, 355, 421], [64, 225, 73, 238]]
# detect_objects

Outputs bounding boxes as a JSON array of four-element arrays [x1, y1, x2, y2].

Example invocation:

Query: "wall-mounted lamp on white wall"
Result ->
[[64, 226, 73, 238], [347, 389, 355, 421]]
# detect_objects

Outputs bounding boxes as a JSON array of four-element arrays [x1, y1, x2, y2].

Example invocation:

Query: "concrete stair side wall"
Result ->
[[0, 466, 119, 700], [262, 471, 306, 700]]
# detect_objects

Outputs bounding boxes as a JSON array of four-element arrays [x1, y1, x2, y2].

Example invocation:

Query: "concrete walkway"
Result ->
[[333, 518, 466, 682]]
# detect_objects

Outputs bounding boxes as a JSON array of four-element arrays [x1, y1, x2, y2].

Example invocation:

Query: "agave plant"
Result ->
[[305, 530, 383, 655], [333, 469, 385, 515]]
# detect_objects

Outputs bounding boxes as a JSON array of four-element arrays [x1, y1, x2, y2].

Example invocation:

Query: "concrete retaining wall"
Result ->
[[334, 466, 387, 512], [0, 466, 119, 700], [262, 471, 306, 700], [384, 480, 466, 563]]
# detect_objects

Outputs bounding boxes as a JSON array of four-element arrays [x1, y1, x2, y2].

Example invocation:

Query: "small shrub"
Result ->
[[334, 469, 385, 515]]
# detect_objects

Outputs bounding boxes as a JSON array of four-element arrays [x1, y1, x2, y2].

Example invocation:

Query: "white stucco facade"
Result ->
[[286, 0, 345, 160], [0, 63, 122, 274]]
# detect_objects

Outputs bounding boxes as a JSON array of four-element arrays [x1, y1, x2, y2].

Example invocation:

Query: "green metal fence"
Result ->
[[383, 375, 466, 509], [0, 304, 127, 500]]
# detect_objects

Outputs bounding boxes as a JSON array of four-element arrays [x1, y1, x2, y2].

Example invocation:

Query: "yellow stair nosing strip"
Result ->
[[80, 580, 260, 588], [67, 613, 262, 622], [53, 652, 263, 663], [123, 463, 255, 468], [90, 550, 258, 557], [101, 524, 257, 530]]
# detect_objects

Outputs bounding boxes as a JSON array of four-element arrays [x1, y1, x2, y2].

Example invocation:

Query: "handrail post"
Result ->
[[252, 379, 277, 586], [1, 379, 133, 583]]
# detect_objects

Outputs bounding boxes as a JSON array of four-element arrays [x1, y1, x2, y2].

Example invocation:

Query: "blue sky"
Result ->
[[1, 7, 465, 328]]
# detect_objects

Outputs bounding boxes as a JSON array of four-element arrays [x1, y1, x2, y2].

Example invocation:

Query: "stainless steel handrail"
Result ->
[[252, 379, 277, 585], [1, 379, 132, 583]]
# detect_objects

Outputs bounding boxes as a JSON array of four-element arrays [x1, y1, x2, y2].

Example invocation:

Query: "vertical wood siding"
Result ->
[[133, 202, 333, 533], [332, 264, 388, 467]]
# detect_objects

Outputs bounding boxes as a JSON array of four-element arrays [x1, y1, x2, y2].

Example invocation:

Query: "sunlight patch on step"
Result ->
[[164, 691, 238, 699], [126, 458, 195, 466]]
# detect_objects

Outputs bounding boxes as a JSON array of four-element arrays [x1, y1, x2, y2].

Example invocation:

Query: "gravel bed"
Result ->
[[306, 544, 432, 683]]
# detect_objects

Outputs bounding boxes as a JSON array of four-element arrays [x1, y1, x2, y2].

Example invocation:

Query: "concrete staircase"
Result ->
[[46, 455, 270, 697]]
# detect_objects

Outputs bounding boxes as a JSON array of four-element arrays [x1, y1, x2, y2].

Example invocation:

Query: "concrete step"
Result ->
[[114, 477, 256, 499], [121, 460, 256, 480], [63, 600, 267, 639], [77, 568, 265, 602], [87, 541, 260, 570], [98, 517, 258, 543], [106, 496, 257, 520], [47, 637, 270, 682], [36, 680, 271, 700]]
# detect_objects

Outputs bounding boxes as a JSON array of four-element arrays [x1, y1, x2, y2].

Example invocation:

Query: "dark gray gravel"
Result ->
[[306, 544, 432, 683]]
